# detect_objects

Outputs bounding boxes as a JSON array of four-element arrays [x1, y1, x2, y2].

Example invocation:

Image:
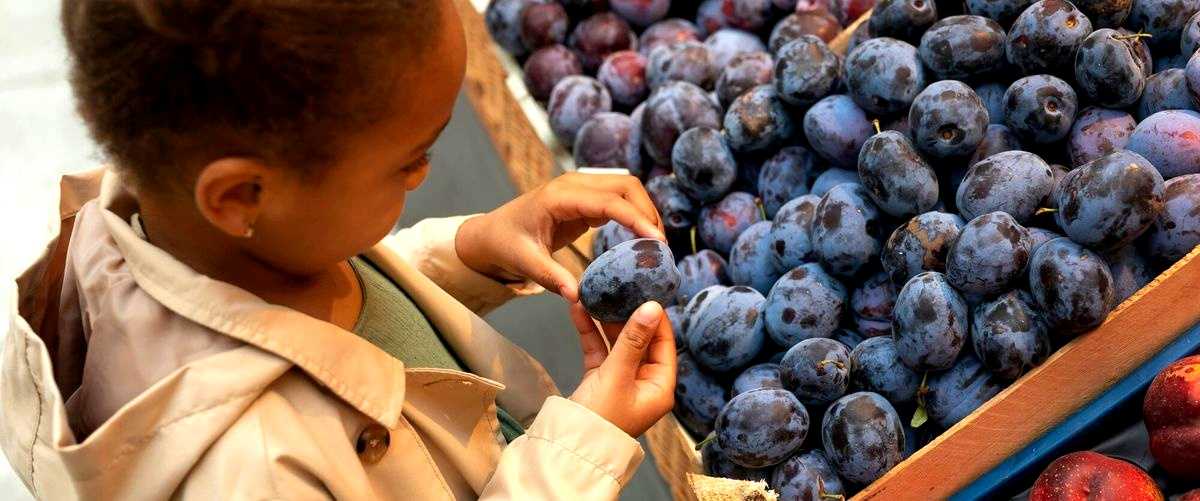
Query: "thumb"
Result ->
[[603, 302, 664, 379]]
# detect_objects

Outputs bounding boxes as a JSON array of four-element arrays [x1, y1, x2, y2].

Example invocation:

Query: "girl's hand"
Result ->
[[567, 301, 676, 438], [455, 173, 665, 302]]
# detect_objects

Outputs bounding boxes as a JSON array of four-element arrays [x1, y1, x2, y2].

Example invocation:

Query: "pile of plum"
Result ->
[[487, 0, 1200, 497]]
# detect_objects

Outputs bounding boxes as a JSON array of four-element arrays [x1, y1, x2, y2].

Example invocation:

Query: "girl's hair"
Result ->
[[61, 0, 438, 189]]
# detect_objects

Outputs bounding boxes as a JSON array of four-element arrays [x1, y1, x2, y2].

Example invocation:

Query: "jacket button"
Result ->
[[355, 424, 390, 465]]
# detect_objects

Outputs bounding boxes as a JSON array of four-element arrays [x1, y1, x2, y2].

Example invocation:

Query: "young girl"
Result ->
[[2, 1, 676, 499]]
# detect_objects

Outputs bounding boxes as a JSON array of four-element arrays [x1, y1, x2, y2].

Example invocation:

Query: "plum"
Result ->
[[715, 51, 774, 108], [968, 124, 1023, 168], [769, 450, 846, 501], [1067, 106, 1136, 167], [524, 44, 583, 102], [1075, 29, 1148, 109], [705, 28, 767, 69], [821, 392, 906, 486], [639, 18, 702, 56], [1006, 0, 1093, 75], [569, 12, 638, 73], [1029, 237, 1117, 335], [957, 150, 1055, 224], [845, 37, 928, 116], [724, 85, 796, 153], [919, 16, 1007, 81], [687, 285, 768, 372], [966, 0, 1033, 26], [646, 174, 697, 233], [769, 194, 821, 270], [699, 191, 764, 255], [519, 2, 568, 50], [700, 439, 772, 481], [1137, 69, 1197, 121], [1003, 74, 1078, 145], [804, 94, 874, 168], [1054, 150, 1165, 251], [592, 220, 637, 257], [486, 0, 541, 57], [715, 388, 810, 468], [780, 337, 853, 406], [676, 351, 729, 436], [971, 290, 1051, 381], [548, 75, 613, 145], [946, 212, 1032, 295], [641, 81, 722, 165], [858, 130, 940, 218], [926, 353, 1005, 428], [1126, 110, 1200, 179], [764, 263, 848, 348], [774, 36, 842, 108], [832, 328, 868, 349], [975, 82, 1007, 126], [769, 11, 842, 52], [1104, 245, 1155, 303], [893, 271, 969, 371], [611, 0, 671, 27], [1126, 0, 1200, 51], [677, 250, 731, 304], [850, 336, 922, 406], [909, 80, 990, 160], [597, 50, 648, 110], [672, 126, 738, 203], [666, 304, 687, 347], [882, 212, 965, 285], [580, 238, 680, 322], [870, 0, 939, 43], [574, 112, 642, 173], [1142, 174, 1200, 264], [732, 362, 784, 396], [758, 147, 816, 219], [811, 183, 883, 277], [810, 168, 862, 196], [729, 221, 784, 294], [647, 41, 716, 90]]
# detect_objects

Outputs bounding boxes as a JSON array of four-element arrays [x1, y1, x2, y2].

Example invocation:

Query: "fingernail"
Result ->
[[631, 301, 662, 327]]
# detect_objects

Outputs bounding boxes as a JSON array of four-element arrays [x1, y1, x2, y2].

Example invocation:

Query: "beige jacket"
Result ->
[[2, 169, 644, 500]]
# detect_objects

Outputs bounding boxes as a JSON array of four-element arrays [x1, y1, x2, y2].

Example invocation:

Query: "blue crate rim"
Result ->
[[952, 321, 1200, 500]]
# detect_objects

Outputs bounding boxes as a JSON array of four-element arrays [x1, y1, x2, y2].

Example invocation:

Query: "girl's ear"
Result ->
[[193, 158, 274, 239]]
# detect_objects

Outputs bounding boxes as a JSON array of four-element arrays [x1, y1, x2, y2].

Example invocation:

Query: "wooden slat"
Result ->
[[645, 414, 703, 501], [855, 245, 1200, 500]]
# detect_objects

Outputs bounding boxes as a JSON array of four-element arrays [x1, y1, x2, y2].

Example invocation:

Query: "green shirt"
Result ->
[[349, 257, 524, 442]]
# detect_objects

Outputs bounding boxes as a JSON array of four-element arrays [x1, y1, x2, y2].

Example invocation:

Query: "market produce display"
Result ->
[[487, 0, 1200, 497]]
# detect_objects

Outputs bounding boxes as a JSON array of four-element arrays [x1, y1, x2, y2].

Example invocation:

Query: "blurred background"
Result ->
[[0, 2, 669, 499]]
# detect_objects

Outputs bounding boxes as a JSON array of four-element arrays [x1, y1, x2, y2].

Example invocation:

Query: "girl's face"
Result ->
[[248, 4, 467, 275]]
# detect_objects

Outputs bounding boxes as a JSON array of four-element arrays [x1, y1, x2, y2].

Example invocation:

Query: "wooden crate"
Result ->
[[453, 2, 1200, 499]]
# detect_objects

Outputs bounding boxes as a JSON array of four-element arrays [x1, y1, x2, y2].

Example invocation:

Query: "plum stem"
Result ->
[[1113, 32, 1153, 41], [690, 226, 698, 255], [818, 359, 846, 370], [1035, 207, 1058, 215], [817, 478, 845, 501], [912, 372, 931, 428], [755, 197, 767, 221], [694, 432, 716, 451], [872, 119, 882, 135]]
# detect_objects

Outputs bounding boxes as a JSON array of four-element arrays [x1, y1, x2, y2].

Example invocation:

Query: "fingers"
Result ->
[[602, 301, 664, 380], [553, 191, 665, 242], [558, 174, 666, 241], [569, 303, 608, 371], [517, 243, 581, 302], [638, 317, 677, 399]]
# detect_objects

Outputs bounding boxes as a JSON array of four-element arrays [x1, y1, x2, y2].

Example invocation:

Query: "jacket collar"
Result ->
[[96, 172, 409, 427]]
